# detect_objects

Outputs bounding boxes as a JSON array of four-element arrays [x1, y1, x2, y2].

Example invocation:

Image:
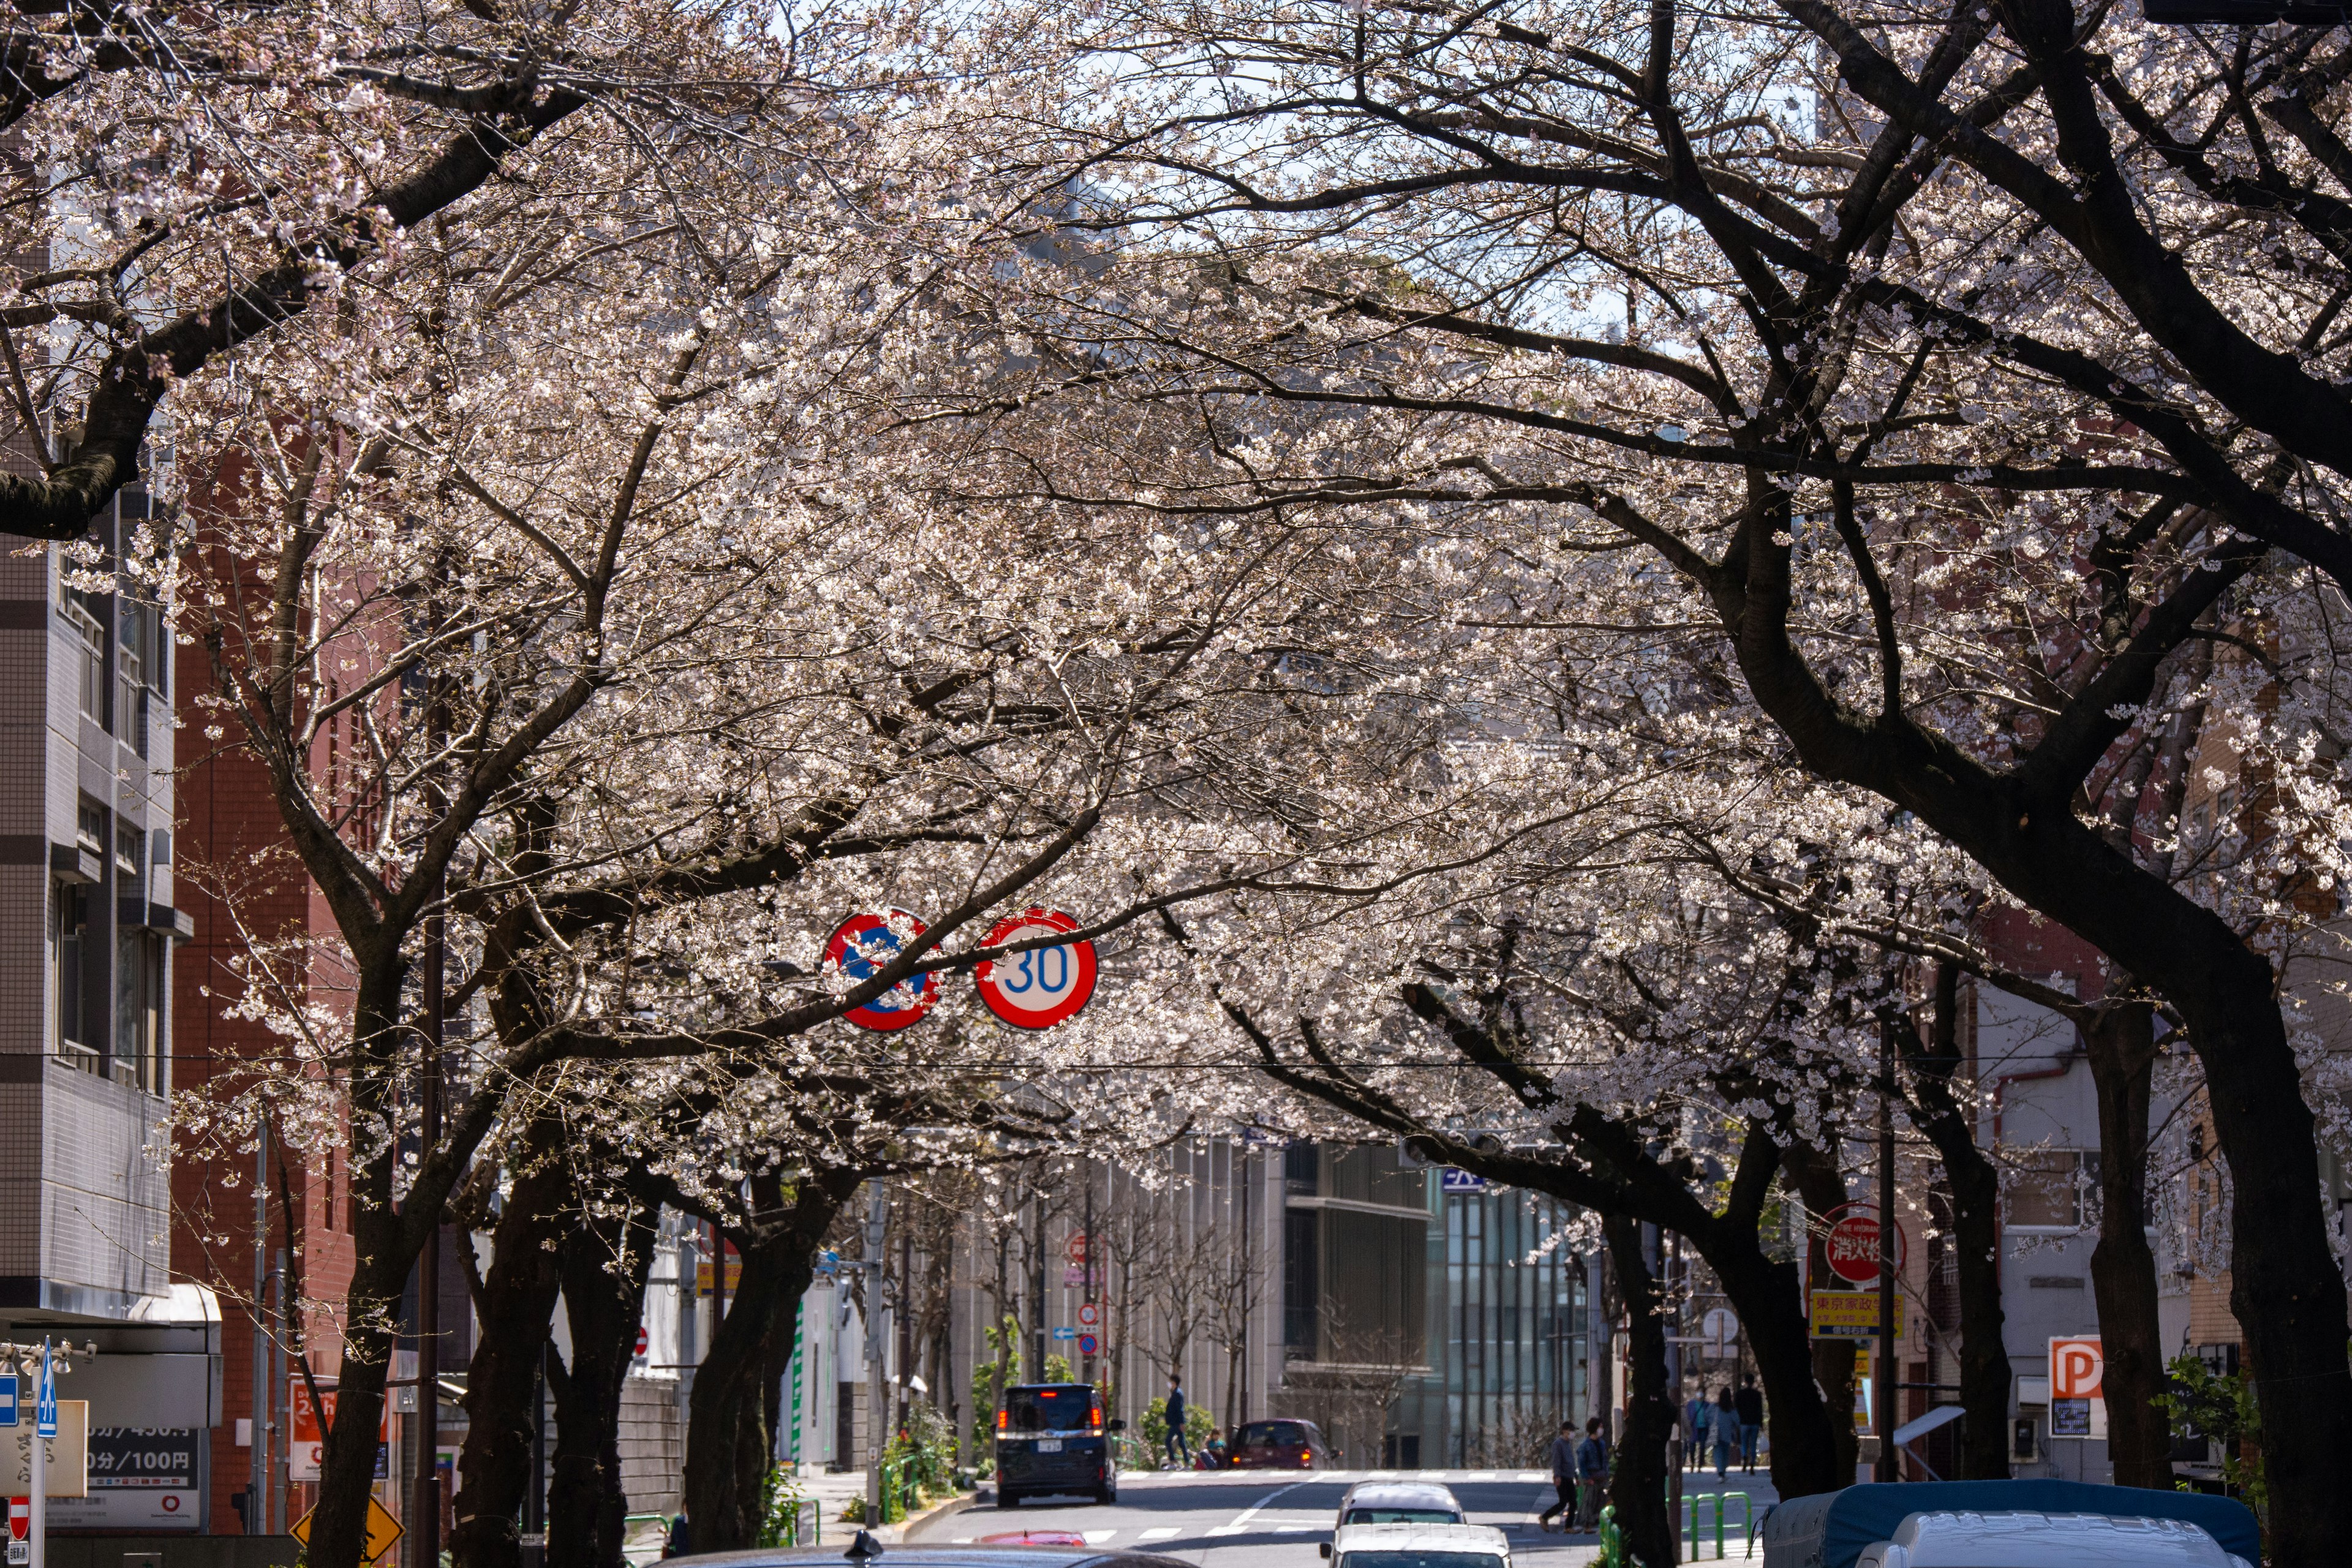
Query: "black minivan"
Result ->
[[995, 1382, 1120, 1507]]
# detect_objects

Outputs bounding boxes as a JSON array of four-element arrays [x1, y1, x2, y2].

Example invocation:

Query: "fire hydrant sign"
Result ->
[[0, 1401, 86, 1496]]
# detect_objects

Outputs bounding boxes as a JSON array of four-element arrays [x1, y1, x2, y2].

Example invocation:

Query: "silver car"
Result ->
[[1332, 1482, 1468, 1533]]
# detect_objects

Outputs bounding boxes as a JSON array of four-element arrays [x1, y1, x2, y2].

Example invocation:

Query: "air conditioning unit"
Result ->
[[2011, 1417, 2039, 1464]]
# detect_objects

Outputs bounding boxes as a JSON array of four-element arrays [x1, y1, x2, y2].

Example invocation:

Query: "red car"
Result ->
[[1223, 1419, 1330, 1469]]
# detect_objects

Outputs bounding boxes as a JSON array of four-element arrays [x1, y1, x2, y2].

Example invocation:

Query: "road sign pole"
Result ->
[[1876, 1022, 1897, 1484], [29, 1344, 46, 1568]]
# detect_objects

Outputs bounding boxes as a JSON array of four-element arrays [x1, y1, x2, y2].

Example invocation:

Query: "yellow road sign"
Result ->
[[290, 1496, 404, 1562], [1811, 1289, 1904, 1338]]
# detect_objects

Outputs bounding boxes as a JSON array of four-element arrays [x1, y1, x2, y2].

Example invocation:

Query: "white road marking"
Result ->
[[951, 1538, 973, 1544], [1139, 1528, 1183, 1540], [1517, 1472, 1547, 1482], [1463, 1472, 1498, 1481], [1228, 1479, 1317, 1530], [1084, 1531, 1118, 1544], [1207, 1527, 1246, 1537], [1273, 1526, 1313, 1534]]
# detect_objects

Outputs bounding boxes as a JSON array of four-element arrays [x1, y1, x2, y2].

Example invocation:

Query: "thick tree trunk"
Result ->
[[1694, 1204, 1838, 1498], [1779, 1142, 1860, 1485], [555, 1189, 658, 1568], [2085, 1000, 2171, 1490], [683, 1172, 856, 1551], [1902, 968, 2010, 1480], [306, 978, 419, 1568], [1718, 541, 2352, 1561], [547, 1183, 658, 1568], [448, 1114, 573, 1568], [1603, 1215, 1675, 1568]]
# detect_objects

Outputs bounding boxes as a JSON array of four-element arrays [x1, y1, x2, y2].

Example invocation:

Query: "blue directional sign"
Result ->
[[1050, 1326, 1077, 1340], [36, 1346, 56, 1438], [1439, 1169, 1490, 1193]]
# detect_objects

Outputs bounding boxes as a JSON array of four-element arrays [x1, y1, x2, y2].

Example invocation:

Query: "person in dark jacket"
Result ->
[[1734, 1378, 1763, 1472], [1164, 1376, 1191, 1468], [1574, 1417, 1611, 1529], [1537, 1420, 1578, 1532], [665, 1509, 691, 1559]]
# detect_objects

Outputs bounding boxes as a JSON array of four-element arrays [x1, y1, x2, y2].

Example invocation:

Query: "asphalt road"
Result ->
[[919, 1468, 1777, 1568]]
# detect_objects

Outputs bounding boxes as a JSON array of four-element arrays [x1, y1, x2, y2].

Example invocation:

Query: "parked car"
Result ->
[[1222, 1417, 1330, 1469], [1759, 1481, 2260, 1568], [994, 1381, 1121, 1506], [671, 1543, 1186, 1568], [1322, 1521, 1511, 1568], [1331, 1482, 1467, 1533]]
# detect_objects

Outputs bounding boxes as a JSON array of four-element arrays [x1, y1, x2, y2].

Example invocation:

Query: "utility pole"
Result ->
[[864, 1181, 888, 1527], [250, 1137, 268, 1534], [1877, 1018, 1898, 1483], [415, 890, 443, 1565]]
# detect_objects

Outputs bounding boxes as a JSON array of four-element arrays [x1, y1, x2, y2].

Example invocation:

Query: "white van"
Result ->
[[1323, 1521, 1512, 1568]]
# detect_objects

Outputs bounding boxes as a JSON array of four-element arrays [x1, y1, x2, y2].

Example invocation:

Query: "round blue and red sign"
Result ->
[[974, 909, 1098, 1029], [823, 909, 939, 1031]]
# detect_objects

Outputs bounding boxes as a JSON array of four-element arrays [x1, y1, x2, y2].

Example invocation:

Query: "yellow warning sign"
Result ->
[[1811, 1289, 1904, 1338], [290, 1496, 404, 1562]]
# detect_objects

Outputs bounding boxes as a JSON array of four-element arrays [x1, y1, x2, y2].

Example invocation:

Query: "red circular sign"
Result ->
[[1065, 1231, 1090, 1264], [824, 910, 938, 1031], [1822, 1203, 1906, 1285], [974, 909, 1097, 1030], [634, 1326, 649, 1359]]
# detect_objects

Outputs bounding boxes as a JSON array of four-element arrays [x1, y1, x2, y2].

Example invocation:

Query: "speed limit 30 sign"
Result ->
[[975, 910, 1097, 1029]]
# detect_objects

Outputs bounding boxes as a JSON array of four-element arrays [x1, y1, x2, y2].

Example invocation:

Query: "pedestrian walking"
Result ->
[[1163, 1376, 1191, 1468], [1684, 1388, 1710, 1471], [1713, 1387, 1737, 1479], [1537, 1420, 1578, 1532], [1575, 1417, 1611, 1530], [1735, 1377, 1763, 1474]]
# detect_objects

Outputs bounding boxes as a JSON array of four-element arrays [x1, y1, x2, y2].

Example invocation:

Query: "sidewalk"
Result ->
[[619, 1470, 974, 1564]]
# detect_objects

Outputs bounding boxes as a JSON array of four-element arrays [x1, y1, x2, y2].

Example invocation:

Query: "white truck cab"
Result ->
[[1855, 1512, 2255, 1568]]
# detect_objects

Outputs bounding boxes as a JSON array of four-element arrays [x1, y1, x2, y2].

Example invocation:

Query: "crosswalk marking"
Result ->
[[1084, 1531, 1117, 1544], [1207, 1526, 1246, 1536], [1517, 1472, 1548, 1482], [1140, 1527, 1183, 1539]]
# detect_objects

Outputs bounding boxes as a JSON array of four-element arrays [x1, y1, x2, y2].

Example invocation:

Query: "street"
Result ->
[[916, 1469, 1779, 1567]]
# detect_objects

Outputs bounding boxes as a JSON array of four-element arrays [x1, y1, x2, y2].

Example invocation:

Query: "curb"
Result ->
[[890, 1490, 981, 1544]]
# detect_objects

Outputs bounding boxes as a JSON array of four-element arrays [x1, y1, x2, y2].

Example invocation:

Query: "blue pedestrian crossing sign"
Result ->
[[1439, 1169, 1490, 1193], [35, 1347, 56, 1439]]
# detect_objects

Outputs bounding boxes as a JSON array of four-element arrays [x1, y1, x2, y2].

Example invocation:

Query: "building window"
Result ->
[[2008, 1150, 2094, 1229], [75, 797, 102, 853], [116, 821, 143, 886], [115, 928, 162, 1092], [53, 880, 92, 1068], [115, 598, 159, 755], [62, 590, 105, 727]]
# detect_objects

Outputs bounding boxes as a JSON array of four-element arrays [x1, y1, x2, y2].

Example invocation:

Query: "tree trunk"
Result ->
[[306, 976, 419, 1568], [1901, 967, 2010, 1480], [1721, 567, 2352, 1561], [2085, 1000, 2170, 1490], [1603, 1215, 1674, 1568], [1779, 1142, 1860, 1485], [1692, 1196, 1838, 1497], [548, 1182, 659, 1568], [449, 1114, 573, 1568], [683, 1171, 856, 1552]]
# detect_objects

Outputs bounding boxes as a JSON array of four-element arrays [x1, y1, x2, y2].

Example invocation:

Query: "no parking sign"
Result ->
[[824, 910, 940, 1031]]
